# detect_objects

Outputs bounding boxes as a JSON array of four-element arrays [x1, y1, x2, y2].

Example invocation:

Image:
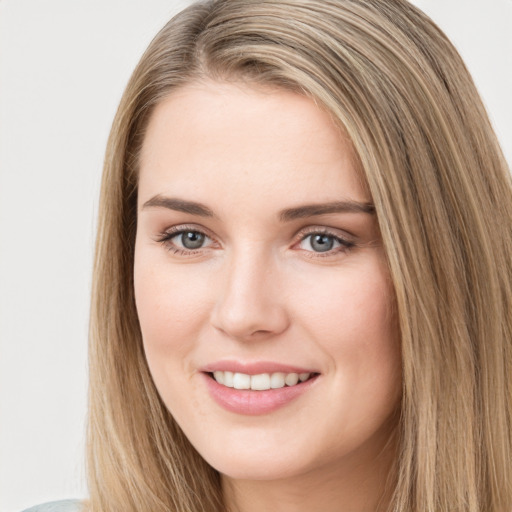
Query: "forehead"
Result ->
[[138, 80, 368, 208]]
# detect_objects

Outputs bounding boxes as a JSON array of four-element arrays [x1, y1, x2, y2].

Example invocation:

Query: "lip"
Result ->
[[201, 363, 320, 415], [201, 360, 317, 375]]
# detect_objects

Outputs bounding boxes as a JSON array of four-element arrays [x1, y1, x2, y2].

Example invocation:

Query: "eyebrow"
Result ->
[[141, 195, 375, 220], [279, 201, 375, 221], [142, 195, 215, 217]]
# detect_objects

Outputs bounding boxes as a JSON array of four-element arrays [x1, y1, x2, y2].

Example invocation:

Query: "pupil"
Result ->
[[182, 231, 205, 249], [311, 234, 333, 252]]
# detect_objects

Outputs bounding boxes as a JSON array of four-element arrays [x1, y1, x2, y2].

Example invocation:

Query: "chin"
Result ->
[[205, 451, 313, 482], [182, 403, 400, 486]]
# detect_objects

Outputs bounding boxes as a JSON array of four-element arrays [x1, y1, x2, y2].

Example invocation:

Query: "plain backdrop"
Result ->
[[0, 1, 510, 511]]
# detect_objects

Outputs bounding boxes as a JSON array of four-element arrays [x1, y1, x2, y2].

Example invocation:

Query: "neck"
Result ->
[[221, 432, 397, 512]]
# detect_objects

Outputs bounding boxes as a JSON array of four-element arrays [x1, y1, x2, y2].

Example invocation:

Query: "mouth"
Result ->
[[201, 362, 320, 414], [207, 370, 318, 390]]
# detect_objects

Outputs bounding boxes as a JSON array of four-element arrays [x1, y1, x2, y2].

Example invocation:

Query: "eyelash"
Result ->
[[156, 225, 215, 256], [296, 228, 355, 258], [156, 225, 355, 258]]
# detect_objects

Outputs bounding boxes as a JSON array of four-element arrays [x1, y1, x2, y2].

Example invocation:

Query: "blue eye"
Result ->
[[158, 229, 213, 253], [299, 232, 352, 254], [175, 231, 207, 249], [309, 234, 336, 252]]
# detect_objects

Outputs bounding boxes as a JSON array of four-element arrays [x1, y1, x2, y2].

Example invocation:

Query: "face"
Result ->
[[134, 81, 401, 482]]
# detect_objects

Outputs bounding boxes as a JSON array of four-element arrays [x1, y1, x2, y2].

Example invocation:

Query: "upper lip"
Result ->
[[201, 360, 319, 375]]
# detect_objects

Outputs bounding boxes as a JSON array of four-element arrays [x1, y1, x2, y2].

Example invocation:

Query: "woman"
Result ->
[[26, 0, 512, 511]]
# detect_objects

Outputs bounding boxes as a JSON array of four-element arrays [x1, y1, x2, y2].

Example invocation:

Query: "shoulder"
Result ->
[[21, 500, 83, 512]]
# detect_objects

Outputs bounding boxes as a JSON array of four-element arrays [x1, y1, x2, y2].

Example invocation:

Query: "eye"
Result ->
[[174, 230, 208, 250], [157, 227, 215, 254], [298, 231, 354, 254]]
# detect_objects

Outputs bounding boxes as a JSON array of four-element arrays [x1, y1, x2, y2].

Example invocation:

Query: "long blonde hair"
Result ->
[[87, 1, 512, 510]]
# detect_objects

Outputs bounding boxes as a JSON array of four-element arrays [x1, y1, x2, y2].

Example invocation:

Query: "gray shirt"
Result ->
[[22, 500, 82, 512]]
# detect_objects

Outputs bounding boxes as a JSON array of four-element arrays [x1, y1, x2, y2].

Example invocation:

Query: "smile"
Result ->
[[211, 371, 313, 390], [203, 368, 320, 415]]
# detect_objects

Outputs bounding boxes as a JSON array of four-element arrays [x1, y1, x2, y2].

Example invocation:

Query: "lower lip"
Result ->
[[202, 373, 318, 415]]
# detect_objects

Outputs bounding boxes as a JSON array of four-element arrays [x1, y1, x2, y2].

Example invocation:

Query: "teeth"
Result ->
[[251, 373, 270, 390], [224, 371, 234, 387], [285, 373, 299, 386], [233, 372, 251, 390], [270, 372, 285, 389], [212, 371, 312, 390]]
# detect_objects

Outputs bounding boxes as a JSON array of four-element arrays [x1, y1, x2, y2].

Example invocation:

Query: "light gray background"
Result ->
[[0, 1, 510, 511]]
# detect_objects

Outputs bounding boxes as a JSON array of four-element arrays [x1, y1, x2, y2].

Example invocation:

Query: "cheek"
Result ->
[[133, 251, 212, 378], [290, 257, 400, 397], [291, 257, 396, 344]]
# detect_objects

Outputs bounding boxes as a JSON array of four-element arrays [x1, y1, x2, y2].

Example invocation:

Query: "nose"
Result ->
[[210, 248, 290, 341]]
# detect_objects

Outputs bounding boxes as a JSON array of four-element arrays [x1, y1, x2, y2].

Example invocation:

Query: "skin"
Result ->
[[134, 80, 402, 512]]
